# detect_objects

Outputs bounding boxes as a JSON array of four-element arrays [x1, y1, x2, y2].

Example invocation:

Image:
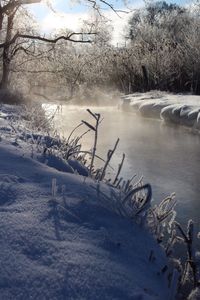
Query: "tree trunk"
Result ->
[[0, 11, 15, 89], [142, 65, 149, 91], [0, 47, 10, 89], [0, 10, 4, 31]]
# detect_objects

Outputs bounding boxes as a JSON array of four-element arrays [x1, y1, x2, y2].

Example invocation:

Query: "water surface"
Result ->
[[51, 105, 200, 229]]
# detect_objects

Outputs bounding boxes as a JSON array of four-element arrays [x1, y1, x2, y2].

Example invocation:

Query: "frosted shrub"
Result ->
[[121, 184, 152, 219], [173, 220, 200, 290], [188, 287, 200, 300], [22, 103, 56, 132], [147, 193, 177, 242]]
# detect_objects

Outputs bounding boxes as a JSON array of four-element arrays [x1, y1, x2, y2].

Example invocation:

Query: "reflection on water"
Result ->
[[50, 105, 200, 229]]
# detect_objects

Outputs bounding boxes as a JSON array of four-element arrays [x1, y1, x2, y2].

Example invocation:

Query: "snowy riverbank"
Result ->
[[121, 92, 200, 132], [0, 103, 178, 299]]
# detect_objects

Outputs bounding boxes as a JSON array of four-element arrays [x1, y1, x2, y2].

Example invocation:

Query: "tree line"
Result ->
[[0, 0, 199, 101]]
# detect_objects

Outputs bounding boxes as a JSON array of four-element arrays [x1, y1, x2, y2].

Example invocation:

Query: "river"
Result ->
[[49, 104, 200, 229]]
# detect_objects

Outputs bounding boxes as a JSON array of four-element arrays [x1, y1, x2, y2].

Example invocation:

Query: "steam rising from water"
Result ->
[[41, 88, 121, 107]]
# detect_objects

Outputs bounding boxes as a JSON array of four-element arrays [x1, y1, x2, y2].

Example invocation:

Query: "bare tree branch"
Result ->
[[86, 0, 130, 17], [0, 32, 97, 48]]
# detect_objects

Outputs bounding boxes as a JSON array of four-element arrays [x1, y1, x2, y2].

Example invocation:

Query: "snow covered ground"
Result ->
[[121, 92, 200, 131], [0, 103, 175, 299]]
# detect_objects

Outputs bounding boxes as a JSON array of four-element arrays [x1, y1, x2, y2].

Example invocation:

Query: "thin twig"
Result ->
[[113, 153, 125, 185], [99, 138, 119, 181]]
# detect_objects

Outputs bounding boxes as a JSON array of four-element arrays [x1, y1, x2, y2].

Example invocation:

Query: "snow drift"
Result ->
[[0, 104, 172, 299], [121, 92, 200, 132]]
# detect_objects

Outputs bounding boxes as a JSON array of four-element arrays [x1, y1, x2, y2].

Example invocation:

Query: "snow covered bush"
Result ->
[[188, 287, 200, 300]]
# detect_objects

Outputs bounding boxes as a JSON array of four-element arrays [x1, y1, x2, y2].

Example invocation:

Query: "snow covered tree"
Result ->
[[0, 0, 116, 90], [125, 1, 200, 94]]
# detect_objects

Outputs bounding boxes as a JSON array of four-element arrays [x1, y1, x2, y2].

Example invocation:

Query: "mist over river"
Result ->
[[47, 104, 200, 230]]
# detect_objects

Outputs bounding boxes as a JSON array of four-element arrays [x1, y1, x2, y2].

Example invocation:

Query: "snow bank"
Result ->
[[139, 101, 169, 119], [0, 104, 173, 299], [121, 91, 200, 132]]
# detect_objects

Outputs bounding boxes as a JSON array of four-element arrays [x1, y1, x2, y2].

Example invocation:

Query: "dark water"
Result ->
[[50, 105, 200, 229]]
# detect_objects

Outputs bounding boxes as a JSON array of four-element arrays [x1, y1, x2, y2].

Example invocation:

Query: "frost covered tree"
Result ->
[[0, 0, 116, 91], [124, 1, 200, 94]]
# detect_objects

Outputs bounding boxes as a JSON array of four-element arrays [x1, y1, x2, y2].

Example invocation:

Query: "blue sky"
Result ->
[[30, 0, 191, 17], [29, 0, 193, 44]]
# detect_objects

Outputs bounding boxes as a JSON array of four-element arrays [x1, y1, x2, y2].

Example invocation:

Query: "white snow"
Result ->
[[121, 91, 200, 131], [0, 104, 173, 299]]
